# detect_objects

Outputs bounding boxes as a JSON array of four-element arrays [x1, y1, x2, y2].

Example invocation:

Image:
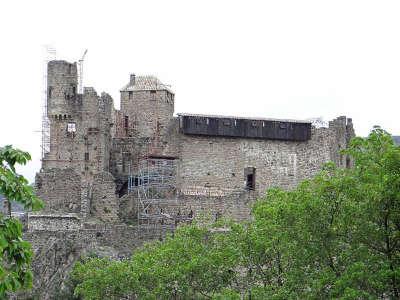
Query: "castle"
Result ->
[[23, 59, 354, 298]]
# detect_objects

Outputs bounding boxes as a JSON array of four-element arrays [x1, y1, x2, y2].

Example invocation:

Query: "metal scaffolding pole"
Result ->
[[41, 45, 56, 160]]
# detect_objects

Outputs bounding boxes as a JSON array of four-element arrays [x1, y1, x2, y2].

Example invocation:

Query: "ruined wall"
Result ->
[[41, 63, 116, 223], [78, 89, 114, 178], [44, 60, 114, 180], [35, 168, 82, 213], [28, 214, 81, 231], [19, 224, 172, 299], [90, 172, 119, 222], [120, 190, 256, 225], [109, 119, 181, 192]]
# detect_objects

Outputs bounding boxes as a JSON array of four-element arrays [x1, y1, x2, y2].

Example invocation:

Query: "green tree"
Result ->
[[0, 145, 43, 297], [248, 128, 400, 299], [71, 128, 400, 299], [72, 223, 238, 300]]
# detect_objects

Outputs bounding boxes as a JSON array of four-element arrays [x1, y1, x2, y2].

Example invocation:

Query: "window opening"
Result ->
[[124, 116, 129, 135], [244, 167, 256, 190]]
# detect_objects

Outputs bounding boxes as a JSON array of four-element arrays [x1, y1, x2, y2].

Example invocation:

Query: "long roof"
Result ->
[[177, 113, 312, 124], [120, 75, 173, 93]]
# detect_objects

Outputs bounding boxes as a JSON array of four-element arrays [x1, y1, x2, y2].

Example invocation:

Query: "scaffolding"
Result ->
[[125, 77, 188, 227], [129, 157, 178, 226], [78, 49, 88, 94], [41, 46, 56, 160]]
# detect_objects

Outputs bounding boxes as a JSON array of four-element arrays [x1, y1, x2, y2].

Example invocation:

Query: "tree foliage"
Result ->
[[0, 145, 43, 297], [72, 128, 400, 299]]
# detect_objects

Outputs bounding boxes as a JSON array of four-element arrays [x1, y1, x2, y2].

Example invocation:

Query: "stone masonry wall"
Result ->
[[44, 60, 114, 183], [176, 117, 353, 198], [35, 168, 82, 213], [120, 89, 174, 139], [47, 60, 78, 116], [90, 172, 119, 222], [119, 190, 257, 225], [27, 214, 81, 231], [19, 224, 172, 299]]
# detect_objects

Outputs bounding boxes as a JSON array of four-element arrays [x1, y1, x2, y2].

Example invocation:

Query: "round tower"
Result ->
[[47, 60, 78, 117], [44, 61, 80, 170]]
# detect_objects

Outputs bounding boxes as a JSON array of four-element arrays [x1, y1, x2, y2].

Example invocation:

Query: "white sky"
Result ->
[[1, 0, 399, 182]]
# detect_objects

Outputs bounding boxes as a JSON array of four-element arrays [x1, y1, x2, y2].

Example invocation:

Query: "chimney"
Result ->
[[130, 74, 136, 85]]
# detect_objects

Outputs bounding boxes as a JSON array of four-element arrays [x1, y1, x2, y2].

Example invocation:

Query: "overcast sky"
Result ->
[[1, 0, 399, 182]]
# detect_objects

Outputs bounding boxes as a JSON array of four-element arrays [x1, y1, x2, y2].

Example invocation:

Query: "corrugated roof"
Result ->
[[177, 113, 312, 124], [393, 136, 400, 145], [120, 75, 173, 93]]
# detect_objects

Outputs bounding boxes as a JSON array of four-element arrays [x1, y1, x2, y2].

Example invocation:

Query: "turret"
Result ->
[[47, 60, 79, 117]]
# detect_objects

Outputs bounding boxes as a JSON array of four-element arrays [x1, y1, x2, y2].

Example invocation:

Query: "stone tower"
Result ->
[[43, 60, 114, 177], [44, 61, 81, 170], [119, 74, 175, 140], [37, 60, 118, 220], [47, 60, 78, 116]]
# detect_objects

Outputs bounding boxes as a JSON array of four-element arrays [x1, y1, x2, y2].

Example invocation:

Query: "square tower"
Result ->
[[120, 74, 175, 139]]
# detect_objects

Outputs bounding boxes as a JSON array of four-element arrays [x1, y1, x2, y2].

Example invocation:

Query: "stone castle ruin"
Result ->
[[22, 59, 354, 298]]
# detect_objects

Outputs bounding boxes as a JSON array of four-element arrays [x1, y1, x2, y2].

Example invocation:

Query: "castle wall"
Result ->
[[176, 117, 353, 197], [28, 214, 81, 231], [35, 168, 82, 213], [176, 192, 255, 221], [21, 224, 172, 299], [90, 172, 119, 222]]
